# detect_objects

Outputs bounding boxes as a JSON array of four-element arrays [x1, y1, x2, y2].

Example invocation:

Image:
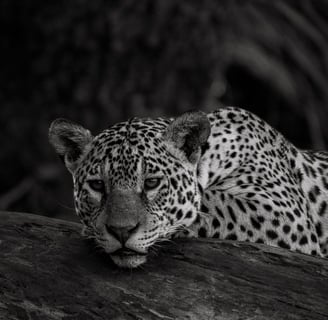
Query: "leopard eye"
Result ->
[[144, 178, 161, 191], [88, 180, 105, 192]]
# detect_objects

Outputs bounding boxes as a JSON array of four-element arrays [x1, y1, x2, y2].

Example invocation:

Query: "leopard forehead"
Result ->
[[75, 117, 184, 184]]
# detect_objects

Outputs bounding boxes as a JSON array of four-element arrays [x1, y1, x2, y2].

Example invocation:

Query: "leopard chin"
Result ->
[[110, 253, 147, 268]]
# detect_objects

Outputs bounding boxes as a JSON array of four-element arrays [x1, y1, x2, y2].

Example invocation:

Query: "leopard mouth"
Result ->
[[110, 248, 148, 268]]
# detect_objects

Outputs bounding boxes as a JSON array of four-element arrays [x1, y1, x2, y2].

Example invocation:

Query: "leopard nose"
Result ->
[[105, 224, 139, 244]]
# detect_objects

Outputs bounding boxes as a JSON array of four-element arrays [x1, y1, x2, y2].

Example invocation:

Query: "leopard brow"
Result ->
[[101, 158, 108, 177], [136, 157, 145, 187]]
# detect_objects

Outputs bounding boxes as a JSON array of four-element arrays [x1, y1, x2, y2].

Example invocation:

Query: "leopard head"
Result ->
[[49, 111, 210, 268]]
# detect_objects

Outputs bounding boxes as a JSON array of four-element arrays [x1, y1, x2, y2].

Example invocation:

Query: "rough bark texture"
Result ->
[[0, 211, 327, 320]]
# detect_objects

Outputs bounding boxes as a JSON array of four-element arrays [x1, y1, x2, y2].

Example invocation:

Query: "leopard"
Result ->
[[49, 107, 328, 268]]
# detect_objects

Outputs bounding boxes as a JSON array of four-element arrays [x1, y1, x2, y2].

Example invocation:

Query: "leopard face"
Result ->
[[49, 113, 210, 268]]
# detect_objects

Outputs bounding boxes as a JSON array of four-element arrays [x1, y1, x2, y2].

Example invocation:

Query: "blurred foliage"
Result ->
[[1, 0, 328, 219]]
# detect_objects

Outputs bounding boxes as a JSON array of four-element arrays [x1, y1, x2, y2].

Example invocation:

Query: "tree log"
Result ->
[[0, 211, 327, 320]]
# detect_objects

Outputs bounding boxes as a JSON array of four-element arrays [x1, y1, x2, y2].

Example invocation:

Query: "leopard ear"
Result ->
[[164, 111, 210, 163], [49, 118, 93, 173]]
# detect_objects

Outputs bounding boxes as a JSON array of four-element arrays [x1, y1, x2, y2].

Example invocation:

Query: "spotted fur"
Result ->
[[49, 107, 328, 268]]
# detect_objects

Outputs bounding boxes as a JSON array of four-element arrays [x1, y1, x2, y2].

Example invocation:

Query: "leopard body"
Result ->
[[49, 107, 328, 267]]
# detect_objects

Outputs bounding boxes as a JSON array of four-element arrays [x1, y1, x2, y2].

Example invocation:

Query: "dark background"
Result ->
[[1, 0, 328, 221]]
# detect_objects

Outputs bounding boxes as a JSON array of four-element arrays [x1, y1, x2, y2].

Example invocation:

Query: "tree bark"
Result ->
[[0, 211, 327, 320]]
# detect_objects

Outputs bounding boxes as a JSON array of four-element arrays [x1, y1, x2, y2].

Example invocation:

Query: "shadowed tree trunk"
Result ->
[[0, 211, 328, 320]]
